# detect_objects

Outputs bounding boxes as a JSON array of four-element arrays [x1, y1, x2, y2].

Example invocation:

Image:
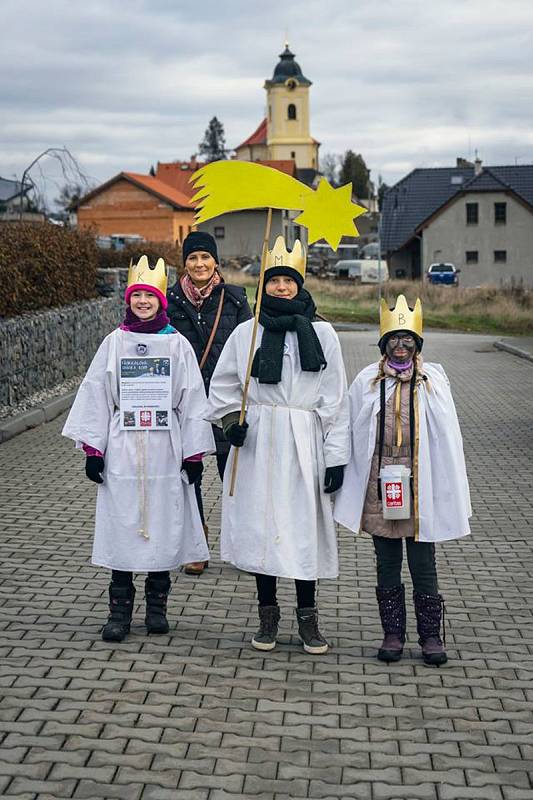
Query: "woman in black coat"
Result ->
[[167, 231, 252, 574]]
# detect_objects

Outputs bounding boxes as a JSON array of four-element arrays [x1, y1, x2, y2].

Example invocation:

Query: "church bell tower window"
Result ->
[[288, 103, 297, 120]]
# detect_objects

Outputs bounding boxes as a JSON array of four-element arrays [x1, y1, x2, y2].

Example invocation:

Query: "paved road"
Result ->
[[1, 331, 532, 800]]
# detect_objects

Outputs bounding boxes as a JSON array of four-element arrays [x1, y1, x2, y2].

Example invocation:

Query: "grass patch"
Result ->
[[234, 271, 532, 336]]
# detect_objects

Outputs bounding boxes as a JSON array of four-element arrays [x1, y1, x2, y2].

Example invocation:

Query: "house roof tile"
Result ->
[[75, 171, 193, 210], [382, 164, 533, 252], [235, 118, 268, 150]]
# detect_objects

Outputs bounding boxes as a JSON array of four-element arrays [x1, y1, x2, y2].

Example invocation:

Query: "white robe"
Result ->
[[206, 319, 351, 580], [334, 362, 472, 543], [62, 329, 215, 571]]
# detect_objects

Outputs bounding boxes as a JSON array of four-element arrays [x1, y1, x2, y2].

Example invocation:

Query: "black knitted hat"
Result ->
[[182, 231, 219, 264], [263, 265, 305, 291]]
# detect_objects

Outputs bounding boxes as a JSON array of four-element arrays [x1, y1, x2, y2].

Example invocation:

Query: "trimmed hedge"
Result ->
[[98, 241, 181, 272], [0, 222, 99, 317]]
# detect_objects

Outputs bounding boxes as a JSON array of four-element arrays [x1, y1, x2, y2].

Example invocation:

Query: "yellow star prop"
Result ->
[[190, 160, 366, 250]]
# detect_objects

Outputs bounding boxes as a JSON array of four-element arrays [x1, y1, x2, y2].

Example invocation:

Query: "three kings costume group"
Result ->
[[63, 231, 471, 661]]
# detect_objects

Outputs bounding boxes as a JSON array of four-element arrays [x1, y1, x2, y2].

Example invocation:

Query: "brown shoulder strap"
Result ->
[[199, 288, 225, 370]]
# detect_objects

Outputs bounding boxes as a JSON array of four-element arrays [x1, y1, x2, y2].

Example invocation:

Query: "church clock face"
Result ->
[[286, 79, 297, 91]]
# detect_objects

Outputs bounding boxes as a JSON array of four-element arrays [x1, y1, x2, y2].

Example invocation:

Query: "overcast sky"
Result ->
[[2, 0, 533, 204]]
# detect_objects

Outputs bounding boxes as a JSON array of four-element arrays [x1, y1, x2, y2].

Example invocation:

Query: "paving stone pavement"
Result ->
[[1, 330, 532, 800]]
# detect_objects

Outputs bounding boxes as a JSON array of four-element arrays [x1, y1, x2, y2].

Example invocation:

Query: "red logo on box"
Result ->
[[140, 411, 152, 427], [385, 481, 403, 508]]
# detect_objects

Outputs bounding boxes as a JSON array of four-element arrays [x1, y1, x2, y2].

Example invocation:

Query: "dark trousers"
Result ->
[[194, 451, 228, 525], [111, 570, 169, 586], [372, 536, 438, 595], [254, 573, 316, 609]]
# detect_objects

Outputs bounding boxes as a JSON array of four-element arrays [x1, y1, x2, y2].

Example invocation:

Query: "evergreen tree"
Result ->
[[339, 151, 372, 199], [149, 165, 156, 177], [198, 117, 227, 162]]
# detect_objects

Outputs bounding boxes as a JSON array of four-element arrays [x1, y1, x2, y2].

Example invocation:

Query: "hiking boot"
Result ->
[[184, 524, 209, 575], [102, 583, 135, 642], [413, 590, 448, 666], [252, 605, 280, 651], [145, 573, 171, 634], [376, 584, 406, 662], [296, 607, 329, 654]]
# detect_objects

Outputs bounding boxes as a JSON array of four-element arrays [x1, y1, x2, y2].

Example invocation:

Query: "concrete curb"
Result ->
[[0, 390, 77, 444], [494, 340, 533, 363]]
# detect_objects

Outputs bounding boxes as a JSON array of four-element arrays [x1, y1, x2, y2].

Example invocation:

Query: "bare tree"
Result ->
[[320, 153, 340, 186], [19, 147, 92, 220]]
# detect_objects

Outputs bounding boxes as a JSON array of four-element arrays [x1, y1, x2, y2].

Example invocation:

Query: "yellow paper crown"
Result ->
[[380, 294, 423, 339], [127, 255, 168, 296], [265, 236, 306, 282]]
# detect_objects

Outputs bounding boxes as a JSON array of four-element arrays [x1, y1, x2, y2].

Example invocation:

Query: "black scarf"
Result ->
[[251, 289, 327, 384]]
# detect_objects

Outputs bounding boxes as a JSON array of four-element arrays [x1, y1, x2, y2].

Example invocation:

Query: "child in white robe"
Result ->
[[63, 256, 215, 642], [206, 237, 350, 654], [335, 295, 471, 665]]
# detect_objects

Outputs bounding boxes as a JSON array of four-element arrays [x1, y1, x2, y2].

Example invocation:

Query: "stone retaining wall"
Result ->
[[0, 297, 122, 407], [1, 265, 178, 409]]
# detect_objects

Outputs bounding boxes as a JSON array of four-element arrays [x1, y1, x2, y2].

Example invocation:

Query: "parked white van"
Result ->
[[332, 259, 389, 283]]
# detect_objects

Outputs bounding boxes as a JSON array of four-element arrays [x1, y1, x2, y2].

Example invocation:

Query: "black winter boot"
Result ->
[[376, 584, 406, 662], [102, 583, 135, 642], [145, 573, 171, 634], [296, 607, 329, 654], [413, 590, 447, 666], [252, 605, 281, 651]]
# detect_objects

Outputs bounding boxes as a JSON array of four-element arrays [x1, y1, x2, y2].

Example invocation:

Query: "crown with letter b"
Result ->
[[127, 255, 169, 296], [379, 294, 423, 339], [265, 236, 306, 282]]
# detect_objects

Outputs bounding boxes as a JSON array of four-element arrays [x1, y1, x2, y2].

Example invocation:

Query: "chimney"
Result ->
[[474, 157, 482, 176]]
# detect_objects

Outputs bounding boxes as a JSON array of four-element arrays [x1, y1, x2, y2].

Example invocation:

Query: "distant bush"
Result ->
[[0, 222, 99, 317], [98, 241, 181, 272]]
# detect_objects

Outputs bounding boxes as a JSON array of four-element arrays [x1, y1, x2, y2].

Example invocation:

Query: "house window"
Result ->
[[291, 151, 296, 159], [466, 203, 478, 225], [214, 226, 225, 239], [465, 251, 478, 264], [494, 202, 507, 224], [288, 103, 297, 120], [494, 250, 507, 263]]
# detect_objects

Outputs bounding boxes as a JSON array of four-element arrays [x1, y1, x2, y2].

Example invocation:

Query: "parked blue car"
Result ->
[[426, 262, 460, 286]]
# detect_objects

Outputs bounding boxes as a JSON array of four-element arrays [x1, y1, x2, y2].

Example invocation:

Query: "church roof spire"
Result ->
[[266, 44, 312, 87]]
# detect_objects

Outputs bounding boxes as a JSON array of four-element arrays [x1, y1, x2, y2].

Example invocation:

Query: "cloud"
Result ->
[[1, 0, 532, 199]]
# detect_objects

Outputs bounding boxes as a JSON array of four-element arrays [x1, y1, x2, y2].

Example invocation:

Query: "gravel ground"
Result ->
[[0, 375, 82, 421]]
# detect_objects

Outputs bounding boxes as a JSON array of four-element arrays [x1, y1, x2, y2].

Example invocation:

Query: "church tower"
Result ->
[[265, 44, 319, 170]]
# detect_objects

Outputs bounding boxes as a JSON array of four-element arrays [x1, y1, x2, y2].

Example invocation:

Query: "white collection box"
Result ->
[[380, 464, 412, 520]]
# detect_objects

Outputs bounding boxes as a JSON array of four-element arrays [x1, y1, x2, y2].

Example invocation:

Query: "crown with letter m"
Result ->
[[265, 236, 306, 282]]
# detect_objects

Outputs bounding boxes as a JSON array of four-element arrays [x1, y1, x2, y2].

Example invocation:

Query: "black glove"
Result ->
[[85, 456, 105, 484], [225, 422, 248, 448], [324, 465, 345, 494], [182, 460, 203, 484]]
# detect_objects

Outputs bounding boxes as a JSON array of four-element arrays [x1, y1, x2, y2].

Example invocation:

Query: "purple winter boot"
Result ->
[[413, 590, 447, 666], [375, 584, 406, 662]]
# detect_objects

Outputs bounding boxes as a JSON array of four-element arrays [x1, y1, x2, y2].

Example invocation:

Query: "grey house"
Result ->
[[382, 161, 533, 286], [198, 208, 306, 262]]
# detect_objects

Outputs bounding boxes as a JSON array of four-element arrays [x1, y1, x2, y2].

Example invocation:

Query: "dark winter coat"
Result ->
[[167, 278, 252, 454]]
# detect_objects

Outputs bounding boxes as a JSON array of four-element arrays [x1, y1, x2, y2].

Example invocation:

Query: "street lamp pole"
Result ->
[[377, 214, 382, 304]]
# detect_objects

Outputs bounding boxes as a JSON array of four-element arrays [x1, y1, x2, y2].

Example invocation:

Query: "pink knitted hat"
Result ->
[[125, 283, 168, 310]]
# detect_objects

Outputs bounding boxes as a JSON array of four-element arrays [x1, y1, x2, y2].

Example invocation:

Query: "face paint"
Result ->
[[385, 333, 417, 364]]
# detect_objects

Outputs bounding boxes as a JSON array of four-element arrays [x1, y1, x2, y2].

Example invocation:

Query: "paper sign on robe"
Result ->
[[119, 357, 172, 431]]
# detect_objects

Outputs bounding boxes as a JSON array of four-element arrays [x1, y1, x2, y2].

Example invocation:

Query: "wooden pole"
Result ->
[[229, 207, 273, 496]]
